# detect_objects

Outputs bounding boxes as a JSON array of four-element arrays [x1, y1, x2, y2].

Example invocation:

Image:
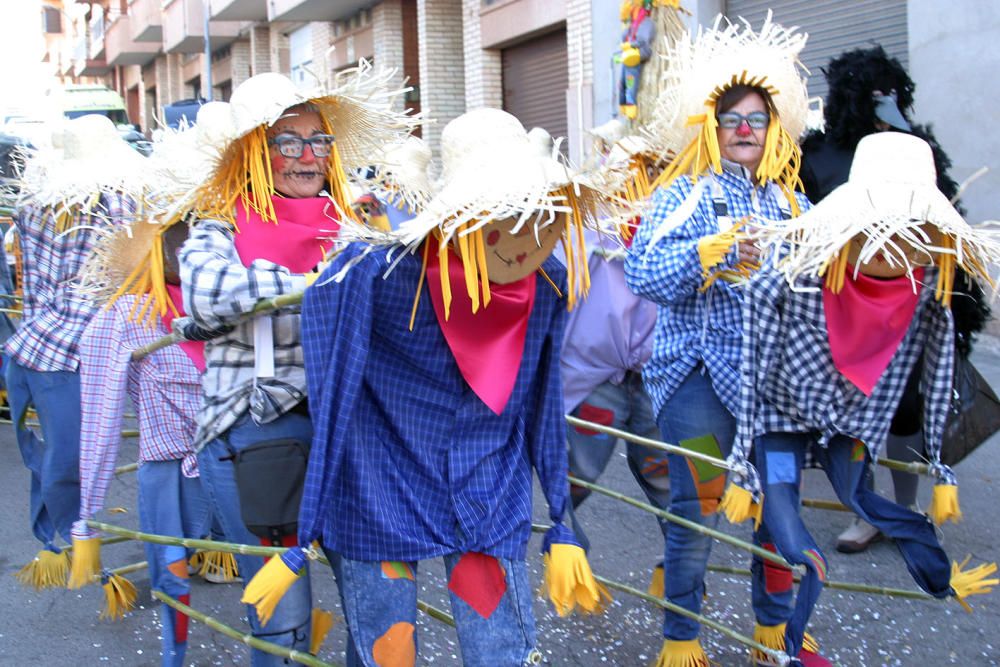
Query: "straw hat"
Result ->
[[19, 114, 150, 211], [755, 132, 1000, 303], [370, 135, 433, 212], [331, 109, 633, 316], [194, 61, 419, 225], [647, 11, 809, 212]]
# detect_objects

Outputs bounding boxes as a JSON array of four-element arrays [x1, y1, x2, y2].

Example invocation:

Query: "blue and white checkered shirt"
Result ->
[[298, 243, 574, 561], [7, 195, 135, 371], [729, 268, 957, 498], [624, 163, 810, 418]]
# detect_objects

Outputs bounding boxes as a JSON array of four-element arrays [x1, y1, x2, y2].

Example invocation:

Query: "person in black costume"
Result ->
[[800, 46, 991, 553]]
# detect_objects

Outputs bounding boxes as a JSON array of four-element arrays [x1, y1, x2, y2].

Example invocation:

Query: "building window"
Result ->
[[289, 24, 315, 89]]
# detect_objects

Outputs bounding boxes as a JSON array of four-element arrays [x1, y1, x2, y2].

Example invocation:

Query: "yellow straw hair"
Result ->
[[103, 225, 181, 328]]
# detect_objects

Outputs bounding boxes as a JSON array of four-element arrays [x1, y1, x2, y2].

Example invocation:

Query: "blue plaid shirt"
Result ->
[[298, 243, 573, 561], [730, 268, 957, 498], [624, 164, 810, 418]]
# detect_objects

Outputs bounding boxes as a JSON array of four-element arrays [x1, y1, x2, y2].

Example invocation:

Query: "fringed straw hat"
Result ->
[[192, 60, 419, 227], [755, 132, 1000, 306], [80, 102, 236, 324], [369, 135, 433, 213], [18, 114, 150, 217], [647, 11, 809, 213], [393, 108, 634, 317]]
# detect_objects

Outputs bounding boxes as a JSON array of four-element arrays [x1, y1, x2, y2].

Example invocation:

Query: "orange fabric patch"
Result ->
[[167, 559, 190, 579], [380, 561, 415, 581], [372, 622, 416, 667], [686, 458, 727, 515], [641, 455, 669, 478]]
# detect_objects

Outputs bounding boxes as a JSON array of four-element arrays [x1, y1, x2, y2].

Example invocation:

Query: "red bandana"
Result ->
[[426, 247, 536, 415], [162, 283, 205, 373], [233, 195, 338, 272], [823, 266, 923, 396]]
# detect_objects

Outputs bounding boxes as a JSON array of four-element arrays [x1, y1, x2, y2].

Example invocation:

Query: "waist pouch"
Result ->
[[226, 437, 310, 542]]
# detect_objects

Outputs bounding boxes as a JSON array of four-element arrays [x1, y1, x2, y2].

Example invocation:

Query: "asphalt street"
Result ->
[[1, 340, 999, 666]]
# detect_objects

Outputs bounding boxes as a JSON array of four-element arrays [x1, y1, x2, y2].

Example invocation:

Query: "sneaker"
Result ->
[[836, 517, 882, 553]]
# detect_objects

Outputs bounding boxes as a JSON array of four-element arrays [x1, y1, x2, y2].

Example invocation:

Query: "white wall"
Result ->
[[908, 0, 1000, 224]]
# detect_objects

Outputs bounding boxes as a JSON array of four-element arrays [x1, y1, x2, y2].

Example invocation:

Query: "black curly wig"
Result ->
[[822, 46, 915, 150]]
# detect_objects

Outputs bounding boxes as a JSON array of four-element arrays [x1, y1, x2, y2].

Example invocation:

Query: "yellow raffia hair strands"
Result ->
[[195, 126, 276, 226]]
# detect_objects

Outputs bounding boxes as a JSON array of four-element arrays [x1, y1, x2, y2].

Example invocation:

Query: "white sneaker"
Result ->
[[836, 517, 882, 553]]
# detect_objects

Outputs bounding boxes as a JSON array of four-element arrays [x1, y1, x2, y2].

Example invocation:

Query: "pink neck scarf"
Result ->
[[233, 195, 338, 272], [823, 267, 924, 396], [426, 248, 537, 415], [163, 283, 205, 373]]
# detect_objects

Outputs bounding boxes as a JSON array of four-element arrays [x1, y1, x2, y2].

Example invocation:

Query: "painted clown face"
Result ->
[[845, 226, 939, 279], [483, 215, 563, 284], [266, 106, 330, 199]]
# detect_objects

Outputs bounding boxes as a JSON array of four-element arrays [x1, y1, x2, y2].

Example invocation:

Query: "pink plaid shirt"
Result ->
[[72, 296, 202, 540]]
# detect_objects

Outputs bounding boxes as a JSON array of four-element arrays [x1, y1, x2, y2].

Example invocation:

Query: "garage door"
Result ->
[[725, 0, 908, 100], [502, 29, 569, 143]]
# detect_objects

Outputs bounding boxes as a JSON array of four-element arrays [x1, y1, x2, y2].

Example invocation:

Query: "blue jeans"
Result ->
[[655, 367, 790, 641], [756, 431, 952, 660], [326, 548, 540, 667], [198, 412, 314, 666], [6, 360, 82, 548], [567, 373, 669, 548], [138, 461, 211, 667]]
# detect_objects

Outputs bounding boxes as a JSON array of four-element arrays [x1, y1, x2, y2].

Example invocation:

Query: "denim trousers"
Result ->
[[325, 548, 541, 667], [755, 431, 953, 660], [6, 360, 82, 548], [138, 460, 211, 667], [655, 366, 791, 641], [198, 411, 314, 666], [567, 373, 670, 548]]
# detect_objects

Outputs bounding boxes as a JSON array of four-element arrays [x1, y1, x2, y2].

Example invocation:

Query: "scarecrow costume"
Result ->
[[179, 65, 415, 663], [623, 15, 823, 666], [800, 45, 992, 554], [68, 105, 237, 665], [7, 115, 138, 588], [355, 135, 432, 231], [242, 108, 630, 666], [616, 0, 687, 122], [730, 132, 999, 665]]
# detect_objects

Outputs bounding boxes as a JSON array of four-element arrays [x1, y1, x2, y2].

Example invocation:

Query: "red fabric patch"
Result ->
[[447, 552, 507, 619], [762, 542, 793, 594], [175, 593, 190, 644], [426, 246, 536, 415], [574, 403, 615, 435]]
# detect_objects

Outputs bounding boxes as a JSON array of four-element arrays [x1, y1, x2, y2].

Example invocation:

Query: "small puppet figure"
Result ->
[[617, 0, 656, 120], [7, 115, 139, 589], [242, 108, 634, 666], [728, 132, 999, 665]]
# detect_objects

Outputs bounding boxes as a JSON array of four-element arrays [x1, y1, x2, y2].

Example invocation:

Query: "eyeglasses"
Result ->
[[716, 111, 770, 130], [267, 133, 336, 158]]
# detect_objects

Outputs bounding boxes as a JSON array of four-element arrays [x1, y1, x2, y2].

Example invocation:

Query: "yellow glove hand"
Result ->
[[697, 232, 739, 273]]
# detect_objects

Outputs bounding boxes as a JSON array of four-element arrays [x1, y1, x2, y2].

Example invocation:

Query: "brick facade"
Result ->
[[249, 24, 271, 76], [231, 39, 252, 89], [461, 0, 502, 110], [373, 0, 406, 111], [269, 24, 290, 74], [417, 0, 466, 162], [310, 21, 335, 86]]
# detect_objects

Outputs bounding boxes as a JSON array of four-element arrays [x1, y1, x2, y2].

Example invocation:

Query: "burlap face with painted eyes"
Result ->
[[483, 214, 564, 285]]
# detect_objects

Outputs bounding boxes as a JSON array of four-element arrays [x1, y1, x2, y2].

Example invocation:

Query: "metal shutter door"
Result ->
[[724, 0, 908, 100], [502, 29, 569, 142]]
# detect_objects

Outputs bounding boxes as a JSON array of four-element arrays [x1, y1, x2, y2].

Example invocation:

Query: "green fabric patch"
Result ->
[[680, 434, 726, 483]]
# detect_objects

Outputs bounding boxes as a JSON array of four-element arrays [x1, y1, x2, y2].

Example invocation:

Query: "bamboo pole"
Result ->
[[566, 415, 739, 473], [153, 591, 338, 667], [568, 476, 802, 572], [0, 418, 138, 439], [568, 415, 931, 476], [594, 575, 790, 666], [704, 564, 934, 601], [802, 499, 850, 513], [103, 561, 148, 578], [131, 292, 305, 361], [115, 462, 139, 475], [88, 521, 286, 558], [417, 600, 456, 627]]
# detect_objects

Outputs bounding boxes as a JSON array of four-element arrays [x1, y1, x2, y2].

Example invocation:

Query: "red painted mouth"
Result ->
[[516, 252, 527, 265]]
